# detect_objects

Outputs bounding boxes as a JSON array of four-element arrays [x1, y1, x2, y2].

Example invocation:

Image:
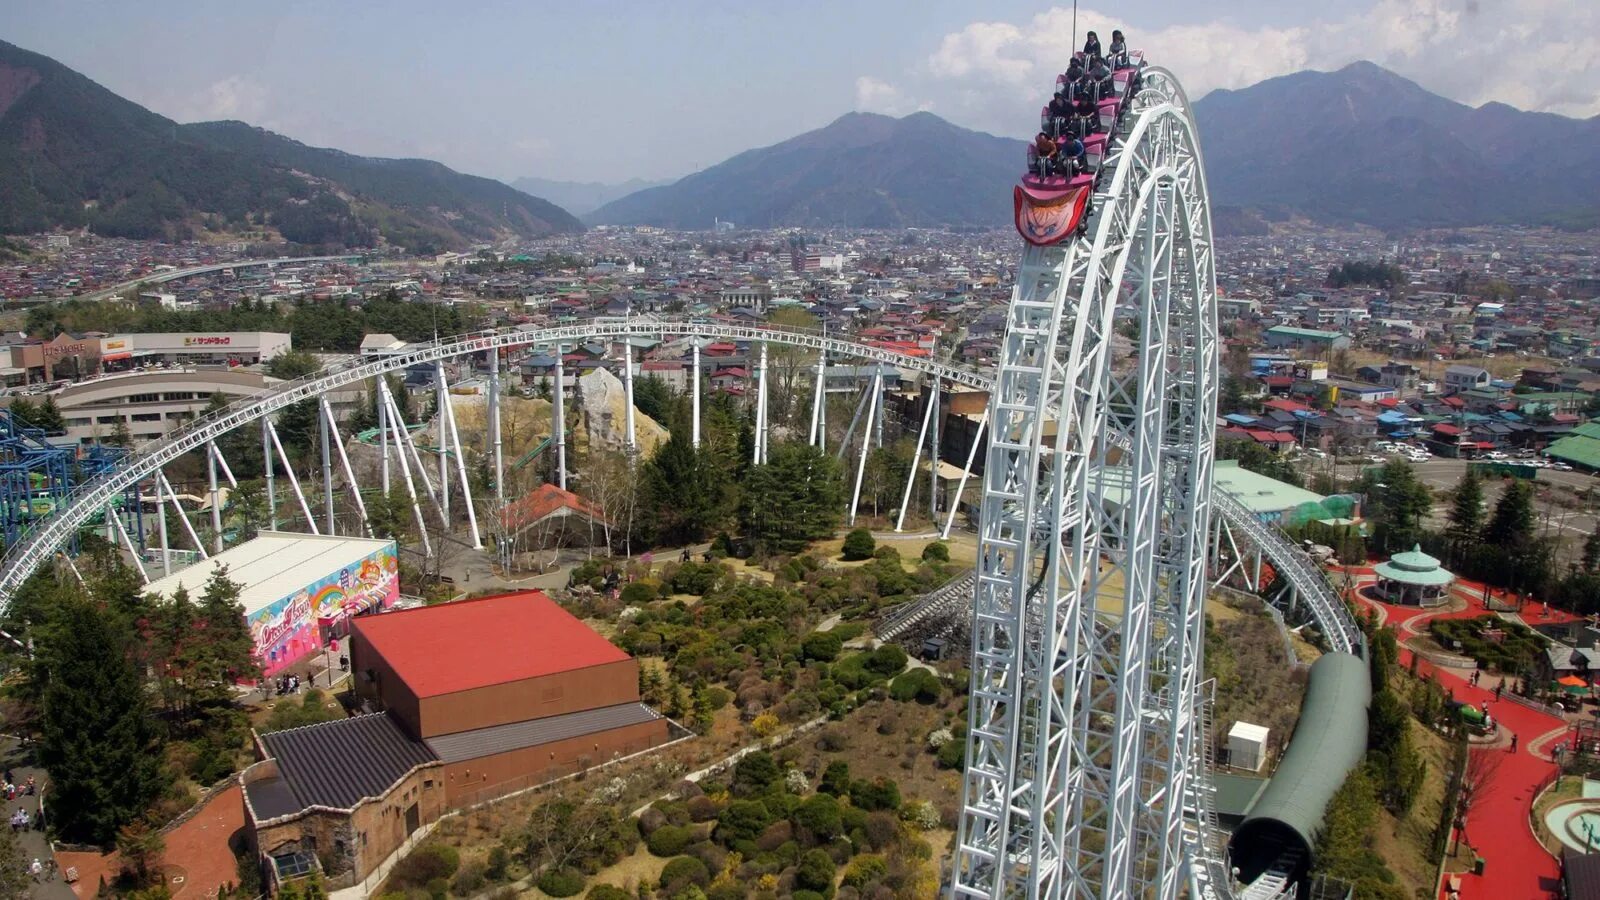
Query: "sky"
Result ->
[[6, 0, 1597, 186]]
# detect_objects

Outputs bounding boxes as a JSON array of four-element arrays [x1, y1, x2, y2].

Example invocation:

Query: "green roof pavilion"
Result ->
[[1372, 544, 1454, 607]]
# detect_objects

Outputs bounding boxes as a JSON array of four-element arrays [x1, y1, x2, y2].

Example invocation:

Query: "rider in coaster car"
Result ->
[[1031, 133, 1060, 178], [1073, 81, 1102, 132], [1082, 31, 1102, 61], [1065, 57, 1085, 83], [1059, 134, 1087, 177], [1088, 56, 1113, 94], [1109, 30, 1128, 68], [1048, 90, 1075, 134]]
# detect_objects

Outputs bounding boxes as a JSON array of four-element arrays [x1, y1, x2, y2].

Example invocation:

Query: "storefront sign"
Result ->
[[183, 336, 232, 346]]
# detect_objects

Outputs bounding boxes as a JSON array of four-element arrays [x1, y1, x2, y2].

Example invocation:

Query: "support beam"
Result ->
[[322, 397, 373, 538], [874, 370, 885, 449], [159, 471, 206, 560], [489, 350, 504, 510], [381, 384, 434, 560], [809, 348, 826, 449], [213, 441, 238, 488], [622, 340, 636, 456], [753, 341, 768, 465], [438, 367, 484, 550], [941, 406, 987, 539], [848, 372, 881, 526], [112, 503, 149, 584], [553, 344, 567, 490], [381, 379, 446, 526], [263, 417, 277, 531], [266, 419, 319, 535], [928, 377, 940, 522], [320, 399, 336, 535], [436, 361, 450, 523], [895, 379, 938, 532], [379, 376, 391, 495], [207, 441, 224, 554], [691, 341, 701, 449], [155, 472, 171, 577], [835, 380, 873, 462]]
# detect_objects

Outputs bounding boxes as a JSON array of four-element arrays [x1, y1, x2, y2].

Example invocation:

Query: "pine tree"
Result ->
[[1583, 528, 1600, 575], [739, 443, 845, 555], [34, 589, 166, 844], [1485, 479, 1535, 547], [198, 566, 260, 695], [1445, 469, 1484, 562]]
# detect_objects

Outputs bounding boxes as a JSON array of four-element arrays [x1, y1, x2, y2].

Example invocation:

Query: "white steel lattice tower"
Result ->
[[952, 68, 1224, 899]]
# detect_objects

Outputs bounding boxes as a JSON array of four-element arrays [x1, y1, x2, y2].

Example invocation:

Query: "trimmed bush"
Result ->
[[842, 854, 888, 888], [889, 668, 942, 704], [647, 824, 694, 857], [536, 867, 586, 897], [659, 856, 711, 890], [392, 844, 460, 887], [842, 528, 876, 561], [920, 541, 950, 562], [801, 630, 843, 662], [585, 887, 633, 900], [864, 644, 907, 676], [795, 848, 837, 895], [851, 777, 902, 811], [450, 861, 486, 896], [936, 737, 966, 770], [621, 581, 657, 605]]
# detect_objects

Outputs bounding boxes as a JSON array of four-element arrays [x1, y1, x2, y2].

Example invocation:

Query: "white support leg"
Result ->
[[160, 471, 206, 560], [382, 380, 446, 526], [489, 351, 504, 510], [809, 349, 826, 448], [928, 378, 940, 522], [438, 368, 484, 550], [320, 400, 336, 535], [835, 380, 873, 462], [322, 397, 373, 538], [263, 417, 277, 531], [941, 406, 987, 539], [207, 441, 224, 554], [849, 373, 881, 526], [267, 419, 319, 535], [113, 505, 149, 584], [554, 345, 567, 490], [213, 443, 239, 489], [436, 361, 450, 523], [155, 473, 171, 577], [753, 342, 768, 465], [382, 386, 434, 560], [379, 377, 391, 496], [691, 342, 701, 449], [895, 380, 938, 532], [874, 370, 885, 449], [623, 341, 637, 456]]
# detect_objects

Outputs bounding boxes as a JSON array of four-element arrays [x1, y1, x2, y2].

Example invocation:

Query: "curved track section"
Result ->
[[0, 319, 988, 609], [953, 67, 1229, 899]]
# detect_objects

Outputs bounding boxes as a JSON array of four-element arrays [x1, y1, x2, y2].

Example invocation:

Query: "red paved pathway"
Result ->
[[1403, 649, 1565, 899], [57, 784, 244, 899]]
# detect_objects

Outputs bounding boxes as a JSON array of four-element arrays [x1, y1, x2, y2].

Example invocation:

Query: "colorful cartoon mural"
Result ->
[[248, 543, 399, 676]]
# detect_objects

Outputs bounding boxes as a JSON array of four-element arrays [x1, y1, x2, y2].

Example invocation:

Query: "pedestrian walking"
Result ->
[[28, 858, 40, 882], [1495, 682, 1504, 701], [1510, 732, 1519, 752]]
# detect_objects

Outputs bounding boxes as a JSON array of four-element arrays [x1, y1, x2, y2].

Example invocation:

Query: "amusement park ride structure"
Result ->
[[0, 64, 1367, 900]]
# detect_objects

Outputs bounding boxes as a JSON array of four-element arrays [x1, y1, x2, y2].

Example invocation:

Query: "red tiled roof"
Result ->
[[1433, 423, 1463, 435], [498, 483, 608, 533], [1263, 398, 1310, 413], [1441, 396, 1466, 408], [353, 591, 629, 698]]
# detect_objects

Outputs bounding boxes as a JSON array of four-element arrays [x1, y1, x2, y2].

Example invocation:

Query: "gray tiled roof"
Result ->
[[425, 702, 662, 764], [258, 713, 438, 813]]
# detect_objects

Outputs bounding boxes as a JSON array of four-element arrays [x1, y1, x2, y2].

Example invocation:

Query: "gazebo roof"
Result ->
[[1374, 544, 1455, 587]]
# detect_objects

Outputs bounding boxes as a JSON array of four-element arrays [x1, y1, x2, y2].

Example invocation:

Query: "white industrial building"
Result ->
[[99, 332, 292, 367]]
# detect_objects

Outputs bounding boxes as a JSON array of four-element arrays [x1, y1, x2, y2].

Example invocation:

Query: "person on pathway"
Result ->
[[1495, 682, 1505, 701], [28, 859, 40, 882], [1510, 732, 1519, 752]]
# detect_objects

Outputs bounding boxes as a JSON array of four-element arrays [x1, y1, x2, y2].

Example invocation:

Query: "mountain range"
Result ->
[[594, 62, 1600, 233], [589, 112, 1020, 229], [511, 176, 672, 217], [0, 40, 581, 252]]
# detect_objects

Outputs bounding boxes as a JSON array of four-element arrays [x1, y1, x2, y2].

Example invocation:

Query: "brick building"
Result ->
[[241, 591, 670, 891]]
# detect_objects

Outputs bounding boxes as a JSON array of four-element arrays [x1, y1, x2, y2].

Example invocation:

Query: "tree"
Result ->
[[0, 828, 28, 900], [266, 349, 323, 381], [739, 442, 844, 555], [841, 528, 876, 561], [230, 479, 269, 541], [1445, 468, 1484, 565], [1217, 437, 1303, 487], [33, 589, 166, 844], [367, 488, 415, 542], [1583, 528, 1600, 574], [1358, 461, 1433, 554], [640, 431, 733, 545], [1485, 479, 1535, 547], [794, 849, 837, 895]]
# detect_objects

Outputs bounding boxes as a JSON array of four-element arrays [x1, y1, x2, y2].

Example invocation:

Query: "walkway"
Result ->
[[1402, 652, 1564, 899], [0, 740, 72, 900], [53, 784, 243, 900]]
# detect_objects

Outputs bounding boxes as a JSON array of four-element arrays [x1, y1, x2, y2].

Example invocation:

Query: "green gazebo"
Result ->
[[1373, 544, 1455, 607]]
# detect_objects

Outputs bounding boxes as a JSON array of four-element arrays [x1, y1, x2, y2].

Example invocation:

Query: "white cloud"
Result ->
[[855, 76, 912, 115], [875, 1, 1600, 135], [181, 75, 270, 122]]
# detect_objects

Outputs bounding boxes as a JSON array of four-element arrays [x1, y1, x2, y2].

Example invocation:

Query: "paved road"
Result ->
[[63, 256, 362, 305], [1321, 457, 1598, 540], [0, 740, 74, 900]]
